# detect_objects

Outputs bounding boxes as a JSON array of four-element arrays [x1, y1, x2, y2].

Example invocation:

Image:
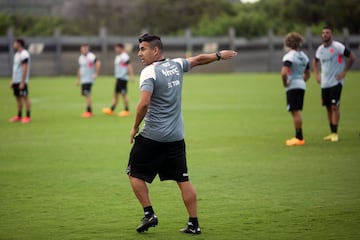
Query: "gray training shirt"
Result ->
[[282, 49, 310, 91], [139, 58, 190, 142], [315, 41, 348, 89]]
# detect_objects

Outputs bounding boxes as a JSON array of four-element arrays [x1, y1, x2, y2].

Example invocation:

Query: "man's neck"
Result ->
[[323, 39, 333, 47]]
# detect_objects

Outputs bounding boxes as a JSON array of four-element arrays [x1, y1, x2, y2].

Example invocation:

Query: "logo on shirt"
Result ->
[[329, 48, 334, 53], [162, 65, 180, 77]]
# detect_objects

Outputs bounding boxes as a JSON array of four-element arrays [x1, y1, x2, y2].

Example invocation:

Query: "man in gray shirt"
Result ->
[[313, 26, 356, 142], [126, 33, 237, 234]]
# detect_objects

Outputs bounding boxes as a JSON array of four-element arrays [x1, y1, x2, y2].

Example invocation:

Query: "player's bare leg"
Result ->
[[177, 181, 197, 217], [24, 96, 31, 113], [324, 105, 339, 141], [16, 96, 23, 115], [129, 176, 158, 233], [291, 111, 302, 129], [81, 95, 93, 117], [122, 93, 129, 110], [21, 96, 31, 123], [9, 96, 23, 122], [178, 181, 201, 234], [112, 92, 119, 109], [85, 95, 92, 112], [129, 176, 151, 207], [286, 111, 304, 146], [119, 93, 130, 117]]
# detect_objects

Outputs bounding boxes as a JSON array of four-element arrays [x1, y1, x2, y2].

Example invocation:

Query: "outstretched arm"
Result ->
[[187, 50, 237, 69]]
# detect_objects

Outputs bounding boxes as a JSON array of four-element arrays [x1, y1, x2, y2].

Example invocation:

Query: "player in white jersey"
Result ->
[[126, 33, 237, 234], [313, 26, 356, 142], [281, 32, 310, 146], [76, 44, 101, 118], [102, 43, 134, 117], [9, 38, 31, 123]]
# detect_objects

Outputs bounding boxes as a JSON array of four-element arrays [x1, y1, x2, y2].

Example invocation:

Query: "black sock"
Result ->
[[188, 217, 199, 227], [143, 206, 154, 218], [110, 105, 116, 111], [330, 124, 338, 133], [125, 106, 129, 111], [87, 106, 92, 113], [17, 111, 22, 118], [295, 128, 303, 140], [26, 110, 30, 118]]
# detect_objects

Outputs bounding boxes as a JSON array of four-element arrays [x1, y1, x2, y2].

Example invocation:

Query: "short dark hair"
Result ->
[[323, 26, 333, 32], [115, 43, 125, 49], [15, 38, 25, 47], [139, 33, 163, 50]]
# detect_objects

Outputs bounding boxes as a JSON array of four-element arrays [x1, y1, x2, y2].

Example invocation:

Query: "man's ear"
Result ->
[[153, 46, 159, 56]]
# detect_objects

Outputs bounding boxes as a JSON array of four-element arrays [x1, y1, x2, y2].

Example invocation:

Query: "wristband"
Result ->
[[216, 51, 221, 61]]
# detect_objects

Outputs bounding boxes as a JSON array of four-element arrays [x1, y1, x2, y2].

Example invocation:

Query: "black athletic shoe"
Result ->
[[136, 214, 158, 233], [180, 224, 201, 234]]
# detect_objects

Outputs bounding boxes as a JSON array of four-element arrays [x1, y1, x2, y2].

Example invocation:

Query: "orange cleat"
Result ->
[[285, 137, 305, 146], [102, 108, 114, 116], [81, 112, 93, 118], [118, 111, 130, 117], [21, 117, 31, 124], [9, 116, 22, 122]]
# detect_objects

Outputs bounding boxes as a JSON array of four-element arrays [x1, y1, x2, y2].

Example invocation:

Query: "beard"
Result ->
[[322, 36, 332, 44]]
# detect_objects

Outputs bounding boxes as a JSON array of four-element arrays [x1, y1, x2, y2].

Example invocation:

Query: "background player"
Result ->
[[9, 38, 31, 124], [127, 33, 237, 234], [102, 43, 134, 117], [281, 32, 310, 146], [313, 26, 356, 142], [76, 44, 101, 118]]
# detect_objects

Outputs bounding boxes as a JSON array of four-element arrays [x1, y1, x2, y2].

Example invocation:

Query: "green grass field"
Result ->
[[0, 72, 359, 240]]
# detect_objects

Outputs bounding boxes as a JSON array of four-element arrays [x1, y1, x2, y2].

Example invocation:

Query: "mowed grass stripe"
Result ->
[[0, 72, 359, 240]]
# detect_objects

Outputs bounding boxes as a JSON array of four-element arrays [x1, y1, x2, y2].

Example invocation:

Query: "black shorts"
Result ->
[[322, 83, 342, 107], [12, 83, 29, 97], [81, 83, 92, 96], [126, 135, 189, 183], [115, 78, 127, 94], [286, 89, 305, 111]]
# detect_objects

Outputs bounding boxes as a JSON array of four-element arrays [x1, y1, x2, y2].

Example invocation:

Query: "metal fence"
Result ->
[[1, 27, 360, 77]]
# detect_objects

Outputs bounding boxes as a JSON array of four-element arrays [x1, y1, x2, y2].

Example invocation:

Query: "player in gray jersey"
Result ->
[[313, 26, 356, 142], [76, 44, 101, 118], [102, 43, 134, 117], [126, 33, 237, 234], [9, 38, 31, 123], [281, 32, 310, 146]]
